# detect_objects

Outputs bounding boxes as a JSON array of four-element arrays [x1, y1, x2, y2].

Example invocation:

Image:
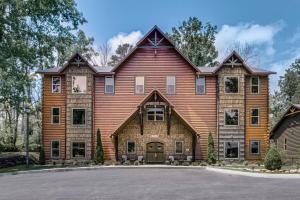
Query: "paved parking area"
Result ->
[[0, 168, 300, 200]]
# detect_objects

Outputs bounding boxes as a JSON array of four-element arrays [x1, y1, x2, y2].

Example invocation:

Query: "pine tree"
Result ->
[[264, 146, 282, 170], [207, 132, 216, 164], [94, 129, 104, 164]]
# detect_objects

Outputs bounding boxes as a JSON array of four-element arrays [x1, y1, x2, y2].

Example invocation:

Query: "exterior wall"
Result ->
[[217, 66, 248, 160], [117, 112, 193, 160], [94, 48, 217, 160], [274, 114, 300, 160], [42, 75, 66, 161], [64, 64, 94, 161], [245, 76, 269, 160]]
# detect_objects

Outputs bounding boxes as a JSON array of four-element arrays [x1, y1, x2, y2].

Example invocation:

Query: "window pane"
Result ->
[[52, 116, 59, 124], [72, 76, 87, 93], [135, 76, 144, 93], [127, 141, 135, 154], [52, 77, 61, 84], [73, 109, 85, 125], [51, 141, 59, 158], [52, 85, 61, 93], [72, 142, 85, 158], [225, 77, 238, 93], [147, 107, 164, 121], [52, 141, 59, 149], [175, 142, 183, 154], [105, 76, 114, 93], [52, 77, 61, 93], [225, 142, 239, 158], [167, 76, 176, 94], [196, 77, 205, 94], [250, 141, 259, 154], [225, 109, 239, 125], [52, 108, 59, 115], [251, 77, 259, 85]]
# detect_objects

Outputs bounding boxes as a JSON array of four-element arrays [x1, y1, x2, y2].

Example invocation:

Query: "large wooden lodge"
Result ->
[[37, 26, 275, 163]]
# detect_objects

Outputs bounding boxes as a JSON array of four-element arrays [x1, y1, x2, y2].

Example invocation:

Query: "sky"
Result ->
[[76, 0, 300, 93]]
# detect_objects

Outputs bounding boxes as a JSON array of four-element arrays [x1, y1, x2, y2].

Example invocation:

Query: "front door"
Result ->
[[146, 142, 164, 163]]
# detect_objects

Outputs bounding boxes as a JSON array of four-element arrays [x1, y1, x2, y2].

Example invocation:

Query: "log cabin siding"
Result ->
[[42, 75, 66, 161], [245, 76, 269, 160], [94, 48, 217, 160]]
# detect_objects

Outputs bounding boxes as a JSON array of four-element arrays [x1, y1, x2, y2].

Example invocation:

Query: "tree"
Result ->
[[94, 129, 104, 164], [98, 42, 111, 66], [108, 43, 133, 66], [226, 42, 259, 66], [264, 146, 282, 170], [207, 132, 216, 164], [169, 17, 218, 66]]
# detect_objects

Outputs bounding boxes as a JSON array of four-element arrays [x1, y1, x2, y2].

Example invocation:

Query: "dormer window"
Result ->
[[251, 76, 259, 94], [72, 76, 87, 93], [147, 107, 164, 121], [225, 76, 239, 93], [105, 76, 114, 94], [52, 76, 61, 93]]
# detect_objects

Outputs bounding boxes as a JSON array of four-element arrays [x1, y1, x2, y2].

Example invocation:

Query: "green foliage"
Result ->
[[39, 146, 46, 165], [0, 143, 20, 152], [94, 129, 104, 165], [108, 43, 133, 66], [264, 147, 282, 170], [207, 132, 216, 164], [169, 17, 218, 66]]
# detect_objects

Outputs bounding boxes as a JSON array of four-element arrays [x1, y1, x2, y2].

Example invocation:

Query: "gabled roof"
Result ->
[[270, 104, 300, 139], [110, 25, 201, 73], [111, 89, 199, 136]]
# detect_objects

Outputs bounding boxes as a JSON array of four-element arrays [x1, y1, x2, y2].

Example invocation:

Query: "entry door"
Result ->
[[146, 142, 164, 163]]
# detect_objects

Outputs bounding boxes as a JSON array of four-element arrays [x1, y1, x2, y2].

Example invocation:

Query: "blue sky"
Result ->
[[76, 0, 300, 92]]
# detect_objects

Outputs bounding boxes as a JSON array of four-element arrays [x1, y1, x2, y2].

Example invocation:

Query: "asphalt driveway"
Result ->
[[0, 168, 299, 200]]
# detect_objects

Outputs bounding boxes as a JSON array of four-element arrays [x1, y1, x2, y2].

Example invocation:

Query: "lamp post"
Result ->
[[24, 106, 30, 168]]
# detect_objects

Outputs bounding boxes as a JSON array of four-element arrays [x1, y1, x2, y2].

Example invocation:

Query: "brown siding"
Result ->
[[94, 48, 217, 160], [42, 75, 66, 161], [245, 76, 269, 160]]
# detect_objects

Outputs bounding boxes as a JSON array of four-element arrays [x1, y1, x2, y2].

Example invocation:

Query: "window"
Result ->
[[175, 141, 183, 154], [250, 140, 260, 155], [135, 76, 144, 94], [127, 141, 135, 154], [225, 76, 239, 93], [51, 140, 60, 158], [224, 142, 239, 158], [72, 76, 87, 93], [251, 76, 259, 94], [196, 76, 205, 94], [284, 138, 287, 150], [105, 76, 114, 94], [225, 109, 239, 126], [147, 107, 164, 121], [72, 109, 86, 125], [166, 76, 176, 94], [72, 142, 85, 158], [51, 107, 60, 124], [250, 108, 260, 125], [52, 76, 61, 93]]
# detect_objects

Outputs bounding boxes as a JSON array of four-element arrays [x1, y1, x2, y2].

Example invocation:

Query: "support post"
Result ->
[[115, 135, 118, 161], [139, 106, 143, 135], [192, 134, 196, 162], [167, 106, 171, 135]]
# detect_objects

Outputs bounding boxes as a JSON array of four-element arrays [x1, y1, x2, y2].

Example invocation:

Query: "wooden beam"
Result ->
[[167, 106, 171, 135], [192, 134, 196, 161], [115, 135, 119, 161], [139, 106, 143, 135]]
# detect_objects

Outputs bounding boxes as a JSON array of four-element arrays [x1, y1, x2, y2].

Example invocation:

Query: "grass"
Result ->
[[0, 164, 65, 174]]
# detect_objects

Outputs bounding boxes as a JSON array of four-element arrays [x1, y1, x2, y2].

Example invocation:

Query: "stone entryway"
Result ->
[[146, 142, 164, 163]]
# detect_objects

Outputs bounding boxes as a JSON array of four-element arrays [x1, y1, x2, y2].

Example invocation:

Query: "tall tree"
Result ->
[[98, 42, 111, 66], [169, 17, 218, 66], [226, 42, 259, 66], [108, 43, 133, 66]]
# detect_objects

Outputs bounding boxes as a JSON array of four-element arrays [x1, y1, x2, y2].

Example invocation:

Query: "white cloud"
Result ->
[[215, 21, 284, 60], [108, 31, 143, 54]]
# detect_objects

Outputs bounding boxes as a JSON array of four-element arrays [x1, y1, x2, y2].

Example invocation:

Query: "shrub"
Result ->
[[264, 147, 282, 170], [207, 132, 216, 164], [94, 129, 104, 165], [0, 143, 20, 152], [123, 160, 130, 165], [173, 160, 179, 166], [29, 144, 40, 152], [39, 146, 46, 165]]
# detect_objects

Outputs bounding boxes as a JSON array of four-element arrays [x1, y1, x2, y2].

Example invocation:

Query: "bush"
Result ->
[[123, 160, 130, 165], [94, 129, 104, 165], [39, 146, 46, 165], [264, 147, 282, 170], [29, 144, 40, 152], [0, 143, 20, 152], [207, 133, 216, 164]]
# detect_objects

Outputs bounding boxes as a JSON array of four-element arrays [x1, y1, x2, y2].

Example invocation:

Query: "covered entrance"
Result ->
[[146, 142, 164, 163]]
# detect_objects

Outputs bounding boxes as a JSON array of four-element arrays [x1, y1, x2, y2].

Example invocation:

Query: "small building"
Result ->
[[270, 104, 300, 161]]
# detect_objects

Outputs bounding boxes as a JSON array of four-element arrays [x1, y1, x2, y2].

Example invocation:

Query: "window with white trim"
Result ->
[[225, 109, 239, 126], [284, 138, 287, 151], [72, 109, 86, 125], [72, 76, 87, 93], [127, 141, 135, 154], [250, 108, 260, 125], [147, 107, 164, 121], [105, 76, 114, 94], [251, 76, 259, 94], [135, 76, 144, 94], [224, 142, 239, 158], [51, 140, 60, 158], [175, 141, 183, 154], [52, 76, 61, 93], [250, 140, 260, 155], [166, 76, 176, 94], [196, 76, 205, 94], [225, 76, 239, 93], [51, 107, 60, 124], [72, 142, 85, 158]]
